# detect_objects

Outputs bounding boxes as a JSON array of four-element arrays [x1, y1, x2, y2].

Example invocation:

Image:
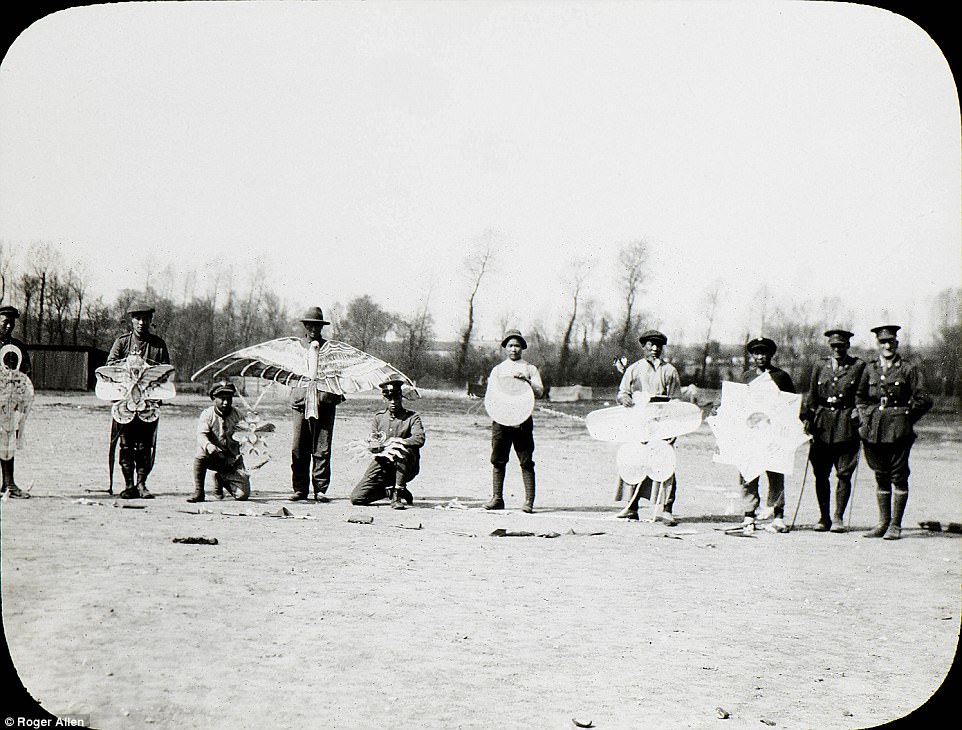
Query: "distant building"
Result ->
[[25, 345, 108, 391]]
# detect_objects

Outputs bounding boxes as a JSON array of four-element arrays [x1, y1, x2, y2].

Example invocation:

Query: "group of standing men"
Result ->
[[0, 301, 935, 540]]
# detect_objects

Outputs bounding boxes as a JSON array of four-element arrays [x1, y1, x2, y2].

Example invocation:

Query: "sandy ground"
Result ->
[[2, 391, 960, 729]]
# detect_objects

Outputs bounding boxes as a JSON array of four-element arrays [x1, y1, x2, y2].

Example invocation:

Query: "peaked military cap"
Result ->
[[127, 301, 155, 316], [870, 325, 900, 341], [500, 329, 528, 349], [208, 380, 238, 399], [0, 305, 20, 318], [300, 306, 330, 324], [824, 329, 854, 345], [379, 377, 406, 397], [746, 336, 777, 354], [638, 329, 668, 345]]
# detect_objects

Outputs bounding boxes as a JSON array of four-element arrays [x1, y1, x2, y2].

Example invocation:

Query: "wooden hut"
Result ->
[[25, 345, 108, 391]]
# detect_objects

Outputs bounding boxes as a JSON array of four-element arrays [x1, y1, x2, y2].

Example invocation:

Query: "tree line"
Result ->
[[2, 241, 959, 399]]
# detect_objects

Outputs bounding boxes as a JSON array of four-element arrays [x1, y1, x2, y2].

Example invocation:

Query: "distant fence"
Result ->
[[26, 345, 108, 391]]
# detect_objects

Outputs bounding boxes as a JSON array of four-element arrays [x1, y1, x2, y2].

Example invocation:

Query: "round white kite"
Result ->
[[484, 376, 535, 427]]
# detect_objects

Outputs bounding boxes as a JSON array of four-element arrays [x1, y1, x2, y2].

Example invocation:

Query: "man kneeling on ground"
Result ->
[[350, 378, 425, 510], [188, 380, 251, 502]]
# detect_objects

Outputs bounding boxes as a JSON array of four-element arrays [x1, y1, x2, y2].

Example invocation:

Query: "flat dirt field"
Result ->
[[2, 390, 960, 729]]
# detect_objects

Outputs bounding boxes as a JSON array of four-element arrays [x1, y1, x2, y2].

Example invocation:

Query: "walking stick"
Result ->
[[647, 481, 665, 523], [789, 445, 812, 532], [846, 450, 861, 529]]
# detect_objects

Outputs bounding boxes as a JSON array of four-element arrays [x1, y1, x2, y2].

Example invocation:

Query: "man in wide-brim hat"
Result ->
[[350, 377, 426, 510], [0, 304, 32, 498], [738, 335, 796, 533], [106, 301, 172, 499], [802, 329, 866, 532], [855, 325, 932, 540], [289, 306, 343, 503], [188, 380, 251, 503], [614, 329, 683, 525]]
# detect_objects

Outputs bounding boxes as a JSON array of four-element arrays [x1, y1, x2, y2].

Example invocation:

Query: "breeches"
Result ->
[[117, 418, 158, 469], [808, 440, 859, 483], [862, 439, 912, 491], [490, 418, 535, 471], [350, 454, 419, 505], [195, 453, 250, 499]]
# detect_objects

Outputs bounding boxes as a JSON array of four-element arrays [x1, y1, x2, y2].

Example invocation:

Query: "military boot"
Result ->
[[864, 487, 891, 538], [521, 468, 536, 513], [884, 488, 908, 540], [187, 462, 206, 503], [484, 466, 506, 510]]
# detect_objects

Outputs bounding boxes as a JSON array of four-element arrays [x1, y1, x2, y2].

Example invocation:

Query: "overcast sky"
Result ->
[[0, 1, 958, 349]]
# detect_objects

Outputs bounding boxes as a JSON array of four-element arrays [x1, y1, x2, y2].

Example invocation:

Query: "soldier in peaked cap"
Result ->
[[188, 380, 251, 503], [803, 329, 866, 532], [856, 325, 932, 540], [0, 305, 32, 498], [738, 336, 796, 533], [289, 306, 344, 502], [106, 301, 171, 499], [614, 329, 683, 525], [484, 329, 544, 513], [350, 378, 426, 510]]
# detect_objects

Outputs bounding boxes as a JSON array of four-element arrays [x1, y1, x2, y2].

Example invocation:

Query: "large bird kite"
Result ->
[[191, 337, 418, 419]]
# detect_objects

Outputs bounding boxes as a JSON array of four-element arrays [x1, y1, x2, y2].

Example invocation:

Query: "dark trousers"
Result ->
[[740, 471, 785, 517], [291, 406, 336, 496], [490, 418, 535, 471], [350, 454, 419, 505], [809, 439, 859, 521], [862, 438, 913, 528], [117, 418, 158, 487]]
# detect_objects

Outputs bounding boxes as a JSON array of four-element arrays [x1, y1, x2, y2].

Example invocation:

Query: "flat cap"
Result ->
[[870, 324, 901, 341], [824, 329, 854, 345], [0, 305, 20, 318], [638, 329, 668, 345], [746, 336, 777, 354], [300, 306, 330, 324], [127, 301, 155, 316], [500, 329, 528, 349], [208, 380, 238, 399]]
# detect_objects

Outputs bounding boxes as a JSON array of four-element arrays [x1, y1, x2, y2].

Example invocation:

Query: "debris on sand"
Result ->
[[393, 523, 423, 530], [760, 719, 776, 726], [490, 528, 560, 538], [177, 507, 214, 515], [566, 529, 606, 536], [348, 516, 374, 525], [571, 719, 594, 728], [172, 536, 218, 545], [715, 707, 730, 719], [434, 498, 472, 510], [921, 520, 962, 533], [265, 507, 294, 518]]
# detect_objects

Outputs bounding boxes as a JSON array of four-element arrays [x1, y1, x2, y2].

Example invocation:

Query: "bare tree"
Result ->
[[557, 257, 590, 385], [699, 279, 724, 384], [455, 235, 497, 382], [615, 240, 649, 351]]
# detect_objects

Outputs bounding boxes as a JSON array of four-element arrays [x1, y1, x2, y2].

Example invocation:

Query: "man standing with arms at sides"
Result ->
[[289, 306, 344, 502], [107, 302, 171, 499], [614, 329, 682, 524], [803, 329, 866, 532], [739, 337, 795, 533], [0, 305, 32, 498], [856, 325, 932, 540]]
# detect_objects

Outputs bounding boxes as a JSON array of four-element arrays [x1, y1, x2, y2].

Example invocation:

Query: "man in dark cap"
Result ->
[[803, 329, 866, 532], [187, 380, 252, 503], [614, 329, 682, 524], [289, 306, 344, 502], [739, 336, 796, 533], [106, 302, 172, 499], [856, 325, 932, 540], [0, 305, 32, 498], [484, 329, 544, 513], [350, 378, 426, 510]]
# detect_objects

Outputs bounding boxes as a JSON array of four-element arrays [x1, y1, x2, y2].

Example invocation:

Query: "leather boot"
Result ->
[[617, 479, 644, 519], [831, 477, 851, 532], [814, 476, 832, 531], [864, 487, 891, 537], [521, 468, 536, 513], [136, 467, 155, 499], [187, 461, 206, 503], [390, 487, 405, 510], [884, 488, 908, 540], [119, 458, 138, 499], [484, 466, 506, 510]]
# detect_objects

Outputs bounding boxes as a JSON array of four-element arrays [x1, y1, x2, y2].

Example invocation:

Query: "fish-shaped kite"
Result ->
[[191, 337, 418, 419]]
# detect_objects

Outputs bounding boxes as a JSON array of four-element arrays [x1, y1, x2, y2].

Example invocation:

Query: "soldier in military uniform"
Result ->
[[803, 329, 866, 532], [856, 325, 932, 540], [106, 302, 172, 499], [739, 336, 795, 533], [0, 305, 32, 498], [349, 378, 425, 510], [289, 306, 344, 502]]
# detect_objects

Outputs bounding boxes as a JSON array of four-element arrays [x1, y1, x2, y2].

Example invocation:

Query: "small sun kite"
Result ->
[[0, 344, 34, 461]]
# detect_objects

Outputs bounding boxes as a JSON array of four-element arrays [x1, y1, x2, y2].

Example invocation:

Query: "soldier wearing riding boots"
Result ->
[[739, 336, 796, 533], [803, 329, 866, 532], [856, 325, 932, 540], [289, 306, 345, 502], [0, 305, 32, 498], [106, 302, 171, 499], [349, 378, 425, 510]]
